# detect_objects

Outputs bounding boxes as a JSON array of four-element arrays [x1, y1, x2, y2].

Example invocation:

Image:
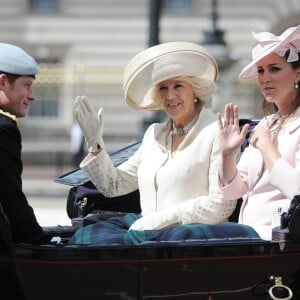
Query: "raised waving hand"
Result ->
[[217, 103, 249, 157], [74, 96, 104, 153], [217, 103, 249, 185]]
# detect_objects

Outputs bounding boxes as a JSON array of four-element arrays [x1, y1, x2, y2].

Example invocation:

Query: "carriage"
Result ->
[[2, 119, 299, 300]]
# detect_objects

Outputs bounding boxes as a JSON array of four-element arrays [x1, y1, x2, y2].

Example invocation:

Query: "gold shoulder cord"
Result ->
[[0, 109, 18, 125]]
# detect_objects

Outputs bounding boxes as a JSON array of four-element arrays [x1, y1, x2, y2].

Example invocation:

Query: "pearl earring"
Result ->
[[295, 82, 299, 89], [194, 98, 198, 103]]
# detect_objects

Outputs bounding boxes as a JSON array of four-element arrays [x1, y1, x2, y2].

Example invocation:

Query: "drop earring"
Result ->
[[295, 81, 299, 89]]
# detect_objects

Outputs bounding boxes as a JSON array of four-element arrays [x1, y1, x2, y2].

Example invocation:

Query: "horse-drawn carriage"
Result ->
[[2, 120, 300, 300]]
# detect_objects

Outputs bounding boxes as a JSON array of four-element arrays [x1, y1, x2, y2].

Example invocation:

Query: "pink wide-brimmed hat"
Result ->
[[240, 25, 300, 79], [123, 42, 218, 110]]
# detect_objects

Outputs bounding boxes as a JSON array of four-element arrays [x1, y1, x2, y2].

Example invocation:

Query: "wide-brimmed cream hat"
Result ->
[[123, 41, 218, 110], [240, 25, 300, 79]]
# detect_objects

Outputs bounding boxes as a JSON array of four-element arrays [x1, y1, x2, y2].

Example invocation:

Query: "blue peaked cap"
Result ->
[[0, 43, 38, 76]]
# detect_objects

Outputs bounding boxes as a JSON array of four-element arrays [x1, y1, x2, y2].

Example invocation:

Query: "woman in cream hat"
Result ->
[[73, 42, 238, 243], [218, 25, 300, 240]]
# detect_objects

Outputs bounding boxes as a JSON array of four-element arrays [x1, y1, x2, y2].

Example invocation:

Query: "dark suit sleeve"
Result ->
[[0, 118, 47, 243]]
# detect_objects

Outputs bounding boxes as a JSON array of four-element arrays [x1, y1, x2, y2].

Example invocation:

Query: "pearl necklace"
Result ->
[[172, 108, 201, 136]]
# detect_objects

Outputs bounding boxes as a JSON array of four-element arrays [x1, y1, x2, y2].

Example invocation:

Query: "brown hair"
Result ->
[[0, 72, 35, 84]]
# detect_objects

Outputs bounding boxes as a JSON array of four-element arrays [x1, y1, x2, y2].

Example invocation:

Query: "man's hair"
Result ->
[[0, 72, 35, 85]]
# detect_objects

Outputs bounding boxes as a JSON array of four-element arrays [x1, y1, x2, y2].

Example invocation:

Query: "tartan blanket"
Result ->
[[68, 213, 260, 245]]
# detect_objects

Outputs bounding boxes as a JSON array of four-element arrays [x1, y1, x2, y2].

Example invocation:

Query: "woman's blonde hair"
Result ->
[[151, 75, 214, 109]]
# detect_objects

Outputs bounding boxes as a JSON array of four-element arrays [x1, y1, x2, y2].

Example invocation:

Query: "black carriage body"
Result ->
[[16, 240, 300, 300], [12, 119, 300, 299]]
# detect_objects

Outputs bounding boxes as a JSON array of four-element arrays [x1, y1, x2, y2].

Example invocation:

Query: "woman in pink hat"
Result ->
[[218, 25, 300, 240], [70, 42, 247, 244]]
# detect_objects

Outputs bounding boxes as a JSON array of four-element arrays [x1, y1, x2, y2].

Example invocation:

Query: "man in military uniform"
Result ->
[[0, 43, 50, 243]]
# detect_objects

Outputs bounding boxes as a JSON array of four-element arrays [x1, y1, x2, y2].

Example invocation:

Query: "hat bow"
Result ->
[[252, 29, 300, 63]]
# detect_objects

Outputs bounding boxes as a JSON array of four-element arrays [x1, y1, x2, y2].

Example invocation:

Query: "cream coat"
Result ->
[[221, 107, 300, 240], [82, 107, 237, 230]]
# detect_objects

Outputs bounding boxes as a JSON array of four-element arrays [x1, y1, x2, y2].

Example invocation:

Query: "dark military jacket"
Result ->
[[0, 109, 45, 243]]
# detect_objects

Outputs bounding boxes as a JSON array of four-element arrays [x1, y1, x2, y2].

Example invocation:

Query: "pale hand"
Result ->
[[74, 96, 104, 152], [217, 103, 249, 157], [249, 125, 271, 149]]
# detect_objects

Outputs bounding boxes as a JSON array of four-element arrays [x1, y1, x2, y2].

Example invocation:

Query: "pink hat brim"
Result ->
[[239, 25, 300, 79]]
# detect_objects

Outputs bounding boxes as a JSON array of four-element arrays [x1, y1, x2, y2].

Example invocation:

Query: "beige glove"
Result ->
[[74, 96, 104, 152]]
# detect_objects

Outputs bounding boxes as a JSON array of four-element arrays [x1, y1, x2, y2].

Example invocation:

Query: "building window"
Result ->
[[29, 62, 61, 118], [29, 0, 59, 14], [29, 83, 59, 117], [163, 0, 193, 14]]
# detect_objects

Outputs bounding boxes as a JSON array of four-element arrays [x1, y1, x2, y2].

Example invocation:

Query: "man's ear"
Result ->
[[0, 74, 7, 88]]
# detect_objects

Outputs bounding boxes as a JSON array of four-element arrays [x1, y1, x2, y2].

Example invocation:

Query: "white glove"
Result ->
[[74, 96, 104, 153], [129, 209, 180, 231]]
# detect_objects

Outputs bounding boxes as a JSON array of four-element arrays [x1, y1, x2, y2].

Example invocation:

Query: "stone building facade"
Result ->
[[0, 0, 299, 164]]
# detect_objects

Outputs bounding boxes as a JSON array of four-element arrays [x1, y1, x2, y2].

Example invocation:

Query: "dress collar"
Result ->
[[263, 107, 300, 133]]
